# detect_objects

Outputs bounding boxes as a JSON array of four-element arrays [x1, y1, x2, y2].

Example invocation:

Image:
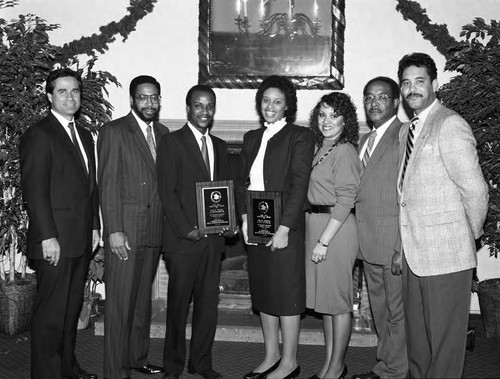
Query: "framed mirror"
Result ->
[[198, 0, 345, 89]]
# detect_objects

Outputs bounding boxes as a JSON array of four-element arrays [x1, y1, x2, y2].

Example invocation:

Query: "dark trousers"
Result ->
[[163, 238, 222, 375], [31, 254, 89, 379], [104, 245, 161, 379], [403, 256, 472, 378], [364, 261, 408, 378]]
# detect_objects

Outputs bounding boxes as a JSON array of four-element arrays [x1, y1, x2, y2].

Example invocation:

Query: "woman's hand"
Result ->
[[266, 225, 289, 251], [311, 243, 328, 263], [241, 214, 257, 246]]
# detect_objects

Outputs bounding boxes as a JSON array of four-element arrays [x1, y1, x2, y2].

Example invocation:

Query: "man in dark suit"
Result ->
[[98, 75, 168, 379], [20, 68, 100, 379], [157, 85, 234, 379], [353, 77, 407, 379]]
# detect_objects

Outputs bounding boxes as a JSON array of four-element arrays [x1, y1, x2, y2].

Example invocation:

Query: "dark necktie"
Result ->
[[400, 117, 418, 188], [201, 135, 210, 177], [361, 130, 377, 167], [68, 122, 87, 174], [146, 124, 156, 162]]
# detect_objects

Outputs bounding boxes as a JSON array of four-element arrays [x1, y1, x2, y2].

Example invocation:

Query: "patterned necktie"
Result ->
[[68, 122, 87, 174], [201, 135, 210, 177], [146, 124, 156, 162], [400, 117, 419, 187], [361, 129, 377, 167]]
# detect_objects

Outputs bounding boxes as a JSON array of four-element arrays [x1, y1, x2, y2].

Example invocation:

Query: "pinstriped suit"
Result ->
[[397, 102, 488, 378], [98, 112, 168, 379], [356, 118, 408, 378]]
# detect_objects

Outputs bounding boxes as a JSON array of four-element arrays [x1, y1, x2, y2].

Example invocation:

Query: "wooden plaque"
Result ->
[[196, 180, 237, 234], [246, 190, 282, 244]]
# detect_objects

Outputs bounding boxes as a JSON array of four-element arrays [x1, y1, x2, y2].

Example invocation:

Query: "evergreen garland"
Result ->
[[395, 0, 457, 58], [58, 0, 157, 64]]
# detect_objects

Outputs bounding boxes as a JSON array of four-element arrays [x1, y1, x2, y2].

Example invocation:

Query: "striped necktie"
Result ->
[[146, 124, 156, 162], [361, 130, 377, 167], [201, 135, 210, 177], [400, 117, 419, 187]]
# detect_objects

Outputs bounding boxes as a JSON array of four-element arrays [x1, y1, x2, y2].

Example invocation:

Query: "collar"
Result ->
[[413, 99, 439, 130], [187, 121, 210, 141], [372, 115, 396, 137], [51, 109, 75, 128], [131, 110, 152, 132]]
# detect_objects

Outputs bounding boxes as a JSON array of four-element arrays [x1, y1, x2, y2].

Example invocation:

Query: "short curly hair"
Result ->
[[309, 92, 359, 149], [255, 76, 297, 125]]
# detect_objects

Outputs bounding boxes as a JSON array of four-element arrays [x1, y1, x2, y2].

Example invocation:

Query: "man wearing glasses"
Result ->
[[98, 75, 168, 379], [353, 77, 407, 379]]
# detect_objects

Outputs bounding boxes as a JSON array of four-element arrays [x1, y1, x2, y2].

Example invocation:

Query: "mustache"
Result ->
[[406, 92, 422, 99]]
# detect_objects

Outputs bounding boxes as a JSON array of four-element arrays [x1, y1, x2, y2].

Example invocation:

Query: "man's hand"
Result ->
[[219, 227, 239, 239], [184, 227, 206, 242], [42, 237, 60, 266], [92, 229, 101, 252], [391, 250, 402, 276], [311, 243, 327, 263], [109, 232, 131, 260], [266, 225, 289, 252]]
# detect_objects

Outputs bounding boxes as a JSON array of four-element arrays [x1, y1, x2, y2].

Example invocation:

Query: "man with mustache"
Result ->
[[397, 52, 488, 378], [353, 77, 407, 379], [98, 75, 168, 379]]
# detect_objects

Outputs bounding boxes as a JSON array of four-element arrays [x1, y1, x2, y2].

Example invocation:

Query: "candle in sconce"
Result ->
[[236, 0, 241, 18], [314, 0, 318, 20], [260, 0, 265, 19], [243, 0, 248, 18]]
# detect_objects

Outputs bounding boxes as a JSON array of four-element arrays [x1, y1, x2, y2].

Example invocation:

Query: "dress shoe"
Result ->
[[132, 363, 164, 375], [188, 368, 223, 379], [351, 371, 379, 379], [76, 368, 98, 379], [282, 365, 300, 379], [243, 358, 281, 379], [308, 375, 321, 379]]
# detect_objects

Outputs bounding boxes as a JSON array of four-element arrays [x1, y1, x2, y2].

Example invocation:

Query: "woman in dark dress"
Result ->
[[236, 76, 315, 379]]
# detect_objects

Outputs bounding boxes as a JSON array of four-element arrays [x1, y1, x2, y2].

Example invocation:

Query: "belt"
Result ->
[[309, 205, 335, 214]]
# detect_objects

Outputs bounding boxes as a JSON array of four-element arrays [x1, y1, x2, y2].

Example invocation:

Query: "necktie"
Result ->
[[201, 135, 210, 177], [400, 117, 418, 187], [68, 122, 87, 174], [146, 124, 156, 162], [361, 130, 377, 167]]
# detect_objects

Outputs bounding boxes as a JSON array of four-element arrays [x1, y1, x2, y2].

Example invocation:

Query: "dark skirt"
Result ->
[[247, 216, 306, 316]]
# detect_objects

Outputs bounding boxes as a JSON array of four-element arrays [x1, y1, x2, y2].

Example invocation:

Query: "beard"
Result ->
[[133, 103, 160, 122]]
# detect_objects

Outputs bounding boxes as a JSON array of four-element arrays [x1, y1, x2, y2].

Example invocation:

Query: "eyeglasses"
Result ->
[[135, 94, 161, 103], [363, 94, 392, 104]]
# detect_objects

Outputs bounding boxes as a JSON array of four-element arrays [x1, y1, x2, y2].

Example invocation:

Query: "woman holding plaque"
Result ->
[[305, 92, 360, 379], [236, 75, 315, 379]]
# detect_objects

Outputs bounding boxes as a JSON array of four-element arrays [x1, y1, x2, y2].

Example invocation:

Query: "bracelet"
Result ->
[[317, 239, 329, 247]]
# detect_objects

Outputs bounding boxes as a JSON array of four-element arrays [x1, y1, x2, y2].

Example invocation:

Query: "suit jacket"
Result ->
[[98, 112, 169, 248], [357, 118, 402, 265], [235, 123, 315, 230], [157, 124, 229, 253], [397, 102, 488, 276], [20, 112, 100, 259]]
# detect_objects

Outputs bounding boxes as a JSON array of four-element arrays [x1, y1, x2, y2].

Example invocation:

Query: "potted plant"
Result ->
[[78, 246, 105, 330], [0, 0, 119, 335]]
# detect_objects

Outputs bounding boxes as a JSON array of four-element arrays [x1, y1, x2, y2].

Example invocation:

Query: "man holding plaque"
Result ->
[[157, 84, 233, 379]]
